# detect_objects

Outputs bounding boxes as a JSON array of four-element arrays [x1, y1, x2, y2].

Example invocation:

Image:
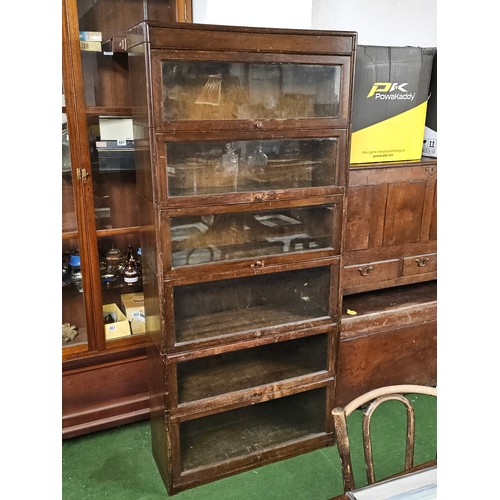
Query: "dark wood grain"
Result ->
[[343, 158, 437, 294]]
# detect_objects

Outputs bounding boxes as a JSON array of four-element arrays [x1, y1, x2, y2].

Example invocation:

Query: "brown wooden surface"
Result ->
[[62, 354, 149, 438], [336, 282, 437, 407], [343, 158, 437, 295]]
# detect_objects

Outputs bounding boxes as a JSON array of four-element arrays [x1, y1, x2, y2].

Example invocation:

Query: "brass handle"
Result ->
[[252, 260, 265, 268], [254, 121, 264, 129], [415, 257, 430, 267], [358, 265, 373, 276]]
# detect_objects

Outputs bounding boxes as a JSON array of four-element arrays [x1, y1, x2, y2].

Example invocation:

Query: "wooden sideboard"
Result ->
[[336, 281, 437, 407], [343, 157, 437, 295]]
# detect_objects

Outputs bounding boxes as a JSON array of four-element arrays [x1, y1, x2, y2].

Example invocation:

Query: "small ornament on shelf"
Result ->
[[62, 323, 78, 343]]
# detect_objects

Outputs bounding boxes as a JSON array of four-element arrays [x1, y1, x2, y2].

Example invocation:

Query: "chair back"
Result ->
[[331, 384, 437, 492]]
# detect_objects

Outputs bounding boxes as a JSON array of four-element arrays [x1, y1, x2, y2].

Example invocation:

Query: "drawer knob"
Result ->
[[358, 265, 373, 276], [415, 257, 430, 267], [252, 260, 265, 268], [254, 121, 264, 129]]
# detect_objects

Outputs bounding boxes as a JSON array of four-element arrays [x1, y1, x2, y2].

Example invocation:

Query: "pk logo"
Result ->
[[367, 82, 409, 98]]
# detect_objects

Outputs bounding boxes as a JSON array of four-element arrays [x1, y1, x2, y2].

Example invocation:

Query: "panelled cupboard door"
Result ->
[[128, 22, 356, 494], [343, 158, 437, 295]]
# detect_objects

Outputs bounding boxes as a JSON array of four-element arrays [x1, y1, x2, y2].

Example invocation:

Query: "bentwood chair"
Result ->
[[331, 384, 437, 493]]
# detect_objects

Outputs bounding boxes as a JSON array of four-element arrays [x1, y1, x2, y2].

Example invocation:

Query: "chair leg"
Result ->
[[332, 409, 355, 492]]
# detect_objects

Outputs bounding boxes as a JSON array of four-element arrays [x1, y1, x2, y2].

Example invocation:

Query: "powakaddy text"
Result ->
[[367, 82, 416, 101]]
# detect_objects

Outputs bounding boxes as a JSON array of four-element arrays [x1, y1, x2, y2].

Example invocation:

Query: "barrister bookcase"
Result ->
[[127, 22, 357, 493]]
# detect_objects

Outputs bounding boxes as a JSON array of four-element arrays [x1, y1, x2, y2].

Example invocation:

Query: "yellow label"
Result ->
[[350, 101, 428, 164]]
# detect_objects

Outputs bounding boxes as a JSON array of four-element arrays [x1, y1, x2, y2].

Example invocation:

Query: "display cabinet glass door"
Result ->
[[88, 114, 144, 342], [166, 137, 340, 196], [162, 61, 342, 121], [178, 387, 327, 472], [75, 0, 145, 345], [62, 110, 88, 350], [172, 265, 334, 346], [170, 203, 341, 267]]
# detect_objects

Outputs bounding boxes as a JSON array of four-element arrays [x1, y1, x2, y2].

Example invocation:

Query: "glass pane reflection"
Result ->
[[167, 138, 338, 196], [163, 61, 341, 121], [62, 239, 88, 347], [174, 266, 331, 344], [171, 205, 338, 267]]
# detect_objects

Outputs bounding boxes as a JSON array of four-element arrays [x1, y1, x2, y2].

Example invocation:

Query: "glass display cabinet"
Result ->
[[62, 0, 192, 437], [128, 22, 356, 493]]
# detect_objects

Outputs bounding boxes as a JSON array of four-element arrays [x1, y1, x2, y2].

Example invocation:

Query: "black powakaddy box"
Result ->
[[350, 45, 437, 164], [422, 53, 437, 157]]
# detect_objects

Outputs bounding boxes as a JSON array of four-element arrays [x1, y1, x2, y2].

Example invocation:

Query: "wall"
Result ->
[[192, 0, 313, 29], [311, 0, 436, 46], [192, 0, 437, 47]]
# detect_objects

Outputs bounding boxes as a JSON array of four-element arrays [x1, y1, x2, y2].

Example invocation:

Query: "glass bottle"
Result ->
[[222, 143, 239, 189], [62, 253, 72, 286], [136, 247, 142, 276], [248, 145, 268, 174], [125, 244, 137, 264], [102, 244, 122, 285], [123, 253, 139, 285]]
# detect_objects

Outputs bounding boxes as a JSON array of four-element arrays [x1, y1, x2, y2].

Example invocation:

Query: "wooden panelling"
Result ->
[[344, 185, 374, 251], [62, 354, 149, 438], [336, 282, 437, 407], [343, 158, 437, 294], [383, 181, 426, 246]]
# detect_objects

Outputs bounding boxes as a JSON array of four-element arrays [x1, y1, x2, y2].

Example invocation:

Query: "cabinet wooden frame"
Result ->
[[153, 130, 349, 207], [155, 258, 342, 354], [149, 50, 354, 132], [129, 21, 356, 494]]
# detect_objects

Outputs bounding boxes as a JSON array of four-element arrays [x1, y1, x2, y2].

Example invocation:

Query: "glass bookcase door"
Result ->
[[62, 111, 88, 350], [173, 265, 333, 345], [177, 334, 328, 404], [179, 387, 327, 472], [166, 137, 339, 196], [162, 61, 341, 121], [88, 115, 144, 343], [170, 204, 340, 267], [75, 0, 146, 345]]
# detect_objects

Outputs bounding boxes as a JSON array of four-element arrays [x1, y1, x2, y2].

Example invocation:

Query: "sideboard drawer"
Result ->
[[402, 253, 437, 277], [343, 259, 399, 287]]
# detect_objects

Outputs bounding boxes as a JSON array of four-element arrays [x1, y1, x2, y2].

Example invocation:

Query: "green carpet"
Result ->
[[62, 393, 436, 499]]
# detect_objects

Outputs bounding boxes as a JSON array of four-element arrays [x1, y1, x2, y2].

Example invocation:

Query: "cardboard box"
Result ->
[[103, 303, 131, 340], [79, 40, 102, 52], [102, 36, 127, 55], [121, 292, 146, 334], [79, 31, 102, 42], [96, 140, 135, 172], [350, 45, 436, 164], [96, 118, 135, 172], [422, 53, 437, 157]]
